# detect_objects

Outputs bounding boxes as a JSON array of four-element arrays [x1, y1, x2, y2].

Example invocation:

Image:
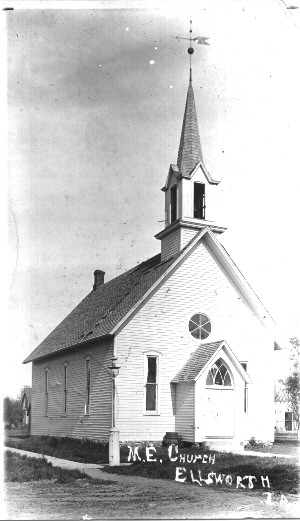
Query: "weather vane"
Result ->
[[173, 20, 210, 46], [172, 20, 210, 82]]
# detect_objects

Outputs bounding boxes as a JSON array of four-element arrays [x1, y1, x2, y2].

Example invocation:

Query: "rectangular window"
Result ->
[[146, 356, 158, 412], [194, 182, 205, 219], [63, 365, 68, 414], [285, 412, 293, 431], [170, 185, 177, 223], [45, 370, 49, 416], [85, 359, 91, 415]]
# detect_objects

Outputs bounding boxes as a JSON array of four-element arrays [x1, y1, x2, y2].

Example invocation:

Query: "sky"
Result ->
[[2, 0, 300, 398]]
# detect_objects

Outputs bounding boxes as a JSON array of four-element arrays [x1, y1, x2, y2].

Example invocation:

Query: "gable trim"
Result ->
[[161, 164, 179, 192], [161, 161, 220, 191], [111, 227, 210, 336], [178, 161, 220, 185], [194, 341, 252, 384], [202, 232, 287, 349], [112, 226, 285, 350]]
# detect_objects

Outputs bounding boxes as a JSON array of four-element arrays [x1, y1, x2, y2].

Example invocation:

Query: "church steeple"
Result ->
[[155, 23, 226, 262], [177, 79, 203, 177]]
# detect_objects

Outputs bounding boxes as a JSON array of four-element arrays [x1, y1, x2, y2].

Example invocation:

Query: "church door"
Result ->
[[204, 358, 235, 437]]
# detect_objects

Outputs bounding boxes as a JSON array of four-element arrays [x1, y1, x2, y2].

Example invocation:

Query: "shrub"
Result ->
[[245, 437, 273, 449]]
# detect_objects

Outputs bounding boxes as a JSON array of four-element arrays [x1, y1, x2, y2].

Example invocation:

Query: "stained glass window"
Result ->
[[206, 358, 232, 387]]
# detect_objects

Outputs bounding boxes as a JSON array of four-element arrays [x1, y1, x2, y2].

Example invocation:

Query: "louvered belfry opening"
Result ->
[[170, 184, 177, 223], [194, 182, 205, 219]]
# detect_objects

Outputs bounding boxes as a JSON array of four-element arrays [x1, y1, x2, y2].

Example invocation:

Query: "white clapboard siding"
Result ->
[[175, 383, 195, 442], [161, 228, 181, 261], [181, 227, 198, 249], [30, 238, 274, 443], [115, 239, 274, 442], [31, 338, 113, 440]]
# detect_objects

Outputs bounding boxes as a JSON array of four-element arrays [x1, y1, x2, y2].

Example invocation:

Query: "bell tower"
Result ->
[[155, 23, 226, 262]]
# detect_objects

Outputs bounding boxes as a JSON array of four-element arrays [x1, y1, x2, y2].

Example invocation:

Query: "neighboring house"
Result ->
[[23, 63, 285, 450], [275, 402, 297, 432], [274, 380, 298, 432], [21, 387, 31, 428]]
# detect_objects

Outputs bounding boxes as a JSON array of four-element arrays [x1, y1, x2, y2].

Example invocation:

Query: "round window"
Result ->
[[189, 313, 211, 340]]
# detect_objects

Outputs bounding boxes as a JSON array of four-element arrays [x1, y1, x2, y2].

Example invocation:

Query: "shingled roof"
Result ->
[[171, 341, 224, 382], [23, 224, 283, 365], [23, 251, 181, 364], [177, 81, 204, 177]]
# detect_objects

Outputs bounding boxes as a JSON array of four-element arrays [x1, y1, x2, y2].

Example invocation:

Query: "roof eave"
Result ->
[[161, 164, 179, 192], [23, 333, 113, 364]]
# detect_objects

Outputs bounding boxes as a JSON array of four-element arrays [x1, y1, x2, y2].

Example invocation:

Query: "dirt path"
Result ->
[[3, 448, 300, 519], [4, 471, 300, 519]]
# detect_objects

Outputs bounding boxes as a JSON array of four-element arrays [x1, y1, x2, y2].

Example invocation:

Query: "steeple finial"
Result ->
[[188, 19, 194, 85], [176, 20, 203, 177]]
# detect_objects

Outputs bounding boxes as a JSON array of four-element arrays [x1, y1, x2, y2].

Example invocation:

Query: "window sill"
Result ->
[[143, 412, 160, 416], [205, 386, 234, 390]]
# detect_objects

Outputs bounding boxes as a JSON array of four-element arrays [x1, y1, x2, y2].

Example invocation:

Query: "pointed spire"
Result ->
[[177, 20, 204, 177], [177, 80, 203, 177]]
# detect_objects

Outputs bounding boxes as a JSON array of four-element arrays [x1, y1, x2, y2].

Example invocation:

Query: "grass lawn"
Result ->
[[245, 442, 299, 457], [4, 451, 92, 483], [4, 431, 299, 494], [5, 432, 111, 464], [102, 445, 300, 495]]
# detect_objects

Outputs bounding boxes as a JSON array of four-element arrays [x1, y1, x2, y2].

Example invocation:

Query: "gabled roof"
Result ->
[[23, 252, 182, 364], [161, 161, 220, 192], [24, 225, 286, 364], [171, 340, 252, 384], [189, 162, 220, 185], [171, 341, 223, 382]]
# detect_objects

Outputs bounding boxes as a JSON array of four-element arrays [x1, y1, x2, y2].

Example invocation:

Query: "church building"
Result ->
[[24, 40, 283, 450]]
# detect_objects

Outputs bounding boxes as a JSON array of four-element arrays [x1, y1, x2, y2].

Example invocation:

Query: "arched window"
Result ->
[[206, 358, 233, 387]]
